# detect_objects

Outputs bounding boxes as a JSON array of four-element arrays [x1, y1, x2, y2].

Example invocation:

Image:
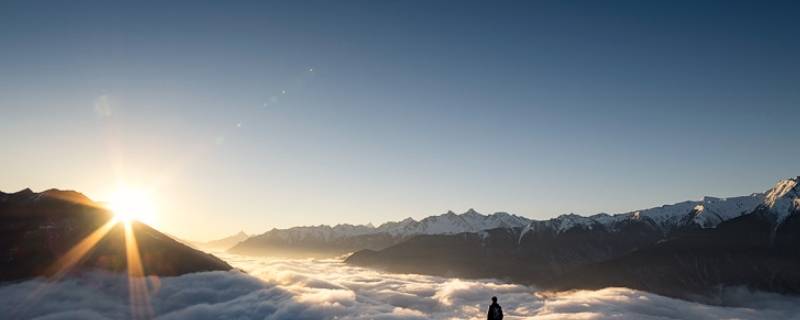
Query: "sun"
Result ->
[[108, 187, 157, 225]]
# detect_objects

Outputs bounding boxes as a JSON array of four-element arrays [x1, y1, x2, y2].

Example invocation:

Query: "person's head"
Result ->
[[491, 296, 497, 303]]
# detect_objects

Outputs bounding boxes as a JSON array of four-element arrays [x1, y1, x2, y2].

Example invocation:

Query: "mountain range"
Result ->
[[347, 177, 800, 301], [228, 209, 531, 257], [230, 186, 767, 258], [229, 176, 800, 301]]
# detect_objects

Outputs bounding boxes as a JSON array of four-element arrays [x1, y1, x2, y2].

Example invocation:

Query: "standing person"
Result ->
[[487, 296, 503, 320]]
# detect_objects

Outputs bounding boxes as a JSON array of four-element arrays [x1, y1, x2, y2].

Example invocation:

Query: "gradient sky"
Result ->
[[1, 1, 798, 240]]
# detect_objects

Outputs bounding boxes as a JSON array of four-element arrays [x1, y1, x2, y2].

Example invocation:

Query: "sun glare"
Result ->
[[108, 188, 157, 226]]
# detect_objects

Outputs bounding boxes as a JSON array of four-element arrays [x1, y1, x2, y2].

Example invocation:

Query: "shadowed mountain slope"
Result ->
[[0, 188, 232, 282]]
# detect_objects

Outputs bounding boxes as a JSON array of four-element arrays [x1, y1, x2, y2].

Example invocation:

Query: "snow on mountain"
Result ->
[[258, 209, 532, 241], [526, 177, 800, 236], [611, 193, 765, 232], [517, 184, 775, 241], [374, 217, 418, 235], [626, 200, 701, 229], [763, 176, 800, 224], [266, 223, 377, 242], [378, 209, 531, 236], [690, 194, 765, 227]]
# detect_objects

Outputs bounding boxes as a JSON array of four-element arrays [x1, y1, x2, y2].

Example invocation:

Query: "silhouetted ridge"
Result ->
[[0, 188, 232, 282], [192, 230, 251, 251]]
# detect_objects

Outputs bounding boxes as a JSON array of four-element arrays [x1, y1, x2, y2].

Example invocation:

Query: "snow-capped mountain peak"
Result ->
[[763, 177, 800, 224], [689, 194, 765, 228], [464, 208, 480, 216], [767, 178, 799, 202]]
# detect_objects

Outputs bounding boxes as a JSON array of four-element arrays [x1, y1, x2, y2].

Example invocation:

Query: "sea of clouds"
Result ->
[[1, 253, 799, 320]]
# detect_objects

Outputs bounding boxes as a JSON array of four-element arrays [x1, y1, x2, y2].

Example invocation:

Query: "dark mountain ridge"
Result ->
[[0, 188, 232, 282]]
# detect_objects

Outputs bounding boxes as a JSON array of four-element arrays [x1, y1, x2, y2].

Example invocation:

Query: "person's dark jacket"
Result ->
[[487, 302, 503, 320]]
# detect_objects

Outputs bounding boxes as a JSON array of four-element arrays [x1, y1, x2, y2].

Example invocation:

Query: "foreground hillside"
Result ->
[[0, 188, 231, 282]]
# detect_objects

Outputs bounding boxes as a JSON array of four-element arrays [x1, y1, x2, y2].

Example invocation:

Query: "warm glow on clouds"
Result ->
[[2, 254, 796, 319]]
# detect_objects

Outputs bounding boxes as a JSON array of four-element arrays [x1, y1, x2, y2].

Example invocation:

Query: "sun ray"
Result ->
[[18, 216, 157, 319], [46, 218, 118, 280], [124, 222, 154, 320], [10, 218, 119, 317]]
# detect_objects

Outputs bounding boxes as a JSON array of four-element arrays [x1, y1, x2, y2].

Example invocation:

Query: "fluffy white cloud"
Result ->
[[1, 254, 798, 320]]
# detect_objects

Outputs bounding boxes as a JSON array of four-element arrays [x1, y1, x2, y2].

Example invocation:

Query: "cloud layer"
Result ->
[[1, 254, 799, 319]]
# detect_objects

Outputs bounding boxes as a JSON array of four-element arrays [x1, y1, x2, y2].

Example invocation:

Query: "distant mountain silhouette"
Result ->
[[230, 231, 406, 258], [193, 231, 250, 252], [346, 177, 800, 301], [0, 188, 231, 282]]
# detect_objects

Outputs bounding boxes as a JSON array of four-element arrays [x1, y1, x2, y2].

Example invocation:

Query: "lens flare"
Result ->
[[108, 187, 157, 226]]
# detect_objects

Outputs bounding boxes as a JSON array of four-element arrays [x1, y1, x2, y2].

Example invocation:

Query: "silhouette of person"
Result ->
[[487, 296, 503, 320]]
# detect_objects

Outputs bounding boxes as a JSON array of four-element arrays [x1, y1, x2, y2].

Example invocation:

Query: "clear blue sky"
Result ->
[[1, 1, 798, 240]]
